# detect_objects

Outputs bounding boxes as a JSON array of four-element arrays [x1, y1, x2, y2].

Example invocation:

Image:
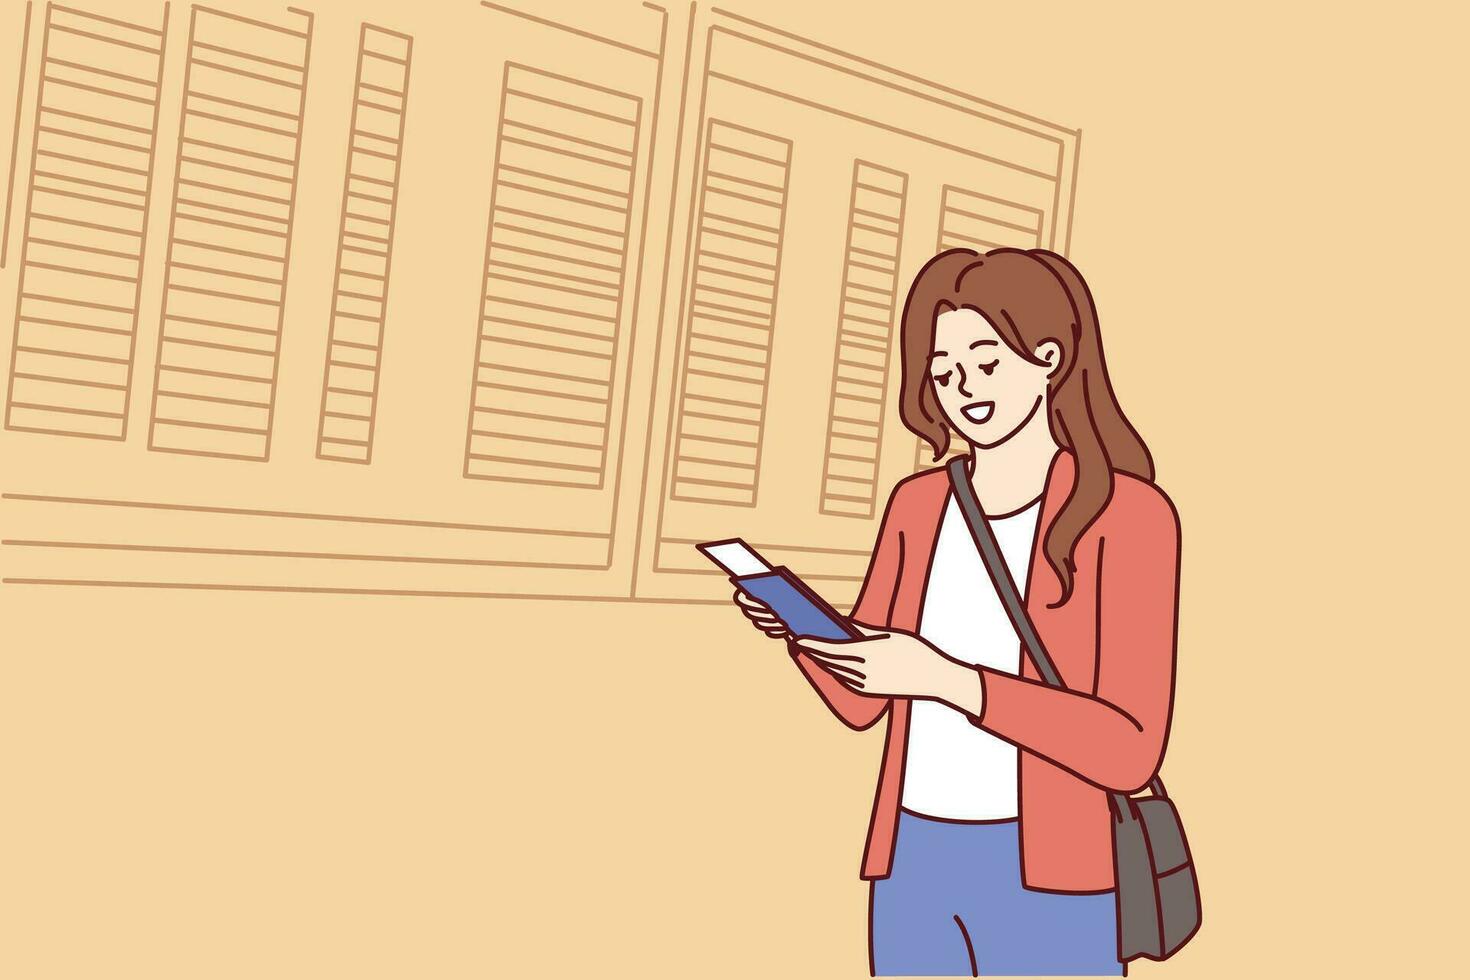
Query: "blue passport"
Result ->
[[697, 538, 861, 641]]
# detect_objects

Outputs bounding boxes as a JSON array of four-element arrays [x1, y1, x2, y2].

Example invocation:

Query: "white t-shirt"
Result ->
[[900, 492, 1041, 821]]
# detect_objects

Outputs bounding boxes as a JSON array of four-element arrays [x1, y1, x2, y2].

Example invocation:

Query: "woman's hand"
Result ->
[[792, 626, 985, 714], [733, 588, 791, 640]]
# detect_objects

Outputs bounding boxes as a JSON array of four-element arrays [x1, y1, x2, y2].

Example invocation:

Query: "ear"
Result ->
[[1035, 340, 1063, 378]]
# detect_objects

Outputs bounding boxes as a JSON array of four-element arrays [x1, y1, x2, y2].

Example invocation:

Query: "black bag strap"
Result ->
[[945, 456, 1064, 687], [944, 456, 1164, 809]]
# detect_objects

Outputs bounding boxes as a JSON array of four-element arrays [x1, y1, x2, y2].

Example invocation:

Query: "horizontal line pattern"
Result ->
[[4, 3, 168, 440], [670, 119, 791, 506], [147, 5, 312, 461], [821, 161, 906, 517], [316, 24, 412, 464], [463, 63, 641, 488], [935, 183, 1044, 253]]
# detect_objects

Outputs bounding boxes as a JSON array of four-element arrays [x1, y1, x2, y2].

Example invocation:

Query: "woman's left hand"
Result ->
[[792, 625, 983, 712]]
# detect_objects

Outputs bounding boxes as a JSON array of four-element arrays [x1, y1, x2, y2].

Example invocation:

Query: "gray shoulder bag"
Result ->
[[946, 457, 1202, 963]]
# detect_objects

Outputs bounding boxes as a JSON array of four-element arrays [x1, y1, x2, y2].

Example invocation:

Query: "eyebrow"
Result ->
[[968, 339, 999, 350], [929, 350, 948, 360]]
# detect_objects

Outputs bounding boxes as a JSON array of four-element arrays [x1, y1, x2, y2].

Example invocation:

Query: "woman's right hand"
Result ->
[[733, 588, 791, 641]]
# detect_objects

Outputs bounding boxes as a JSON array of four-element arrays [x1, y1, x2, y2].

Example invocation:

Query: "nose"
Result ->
[[956, 363, 972, 397]]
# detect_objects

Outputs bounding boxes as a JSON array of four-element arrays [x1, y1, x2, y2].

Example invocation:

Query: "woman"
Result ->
[[735, 248, 1180, 976]]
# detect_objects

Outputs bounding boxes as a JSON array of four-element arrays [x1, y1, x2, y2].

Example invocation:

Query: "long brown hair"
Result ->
[[898, 247, 1153, 604]]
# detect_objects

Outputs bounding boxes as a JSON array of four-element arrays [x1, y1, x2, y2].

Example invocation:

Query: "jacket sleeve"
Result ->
[[974, 485, 1181, 793], [789, 489, 903, 732]]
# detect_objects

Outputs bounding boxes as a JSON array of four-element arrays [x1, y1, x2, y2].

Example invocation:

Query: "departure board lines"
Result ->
[[147, 4, 313, 461], [4, 2, 170, 440], [463, 63, 642, 489], [669, 118, 791, 506], [820, 161, 906, 516], [315, 23, 412, 464]]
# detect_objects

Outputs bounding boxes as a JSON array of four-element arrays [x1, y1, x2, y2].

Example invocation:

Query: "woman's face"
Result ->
[[929, 308, 1061, 450]]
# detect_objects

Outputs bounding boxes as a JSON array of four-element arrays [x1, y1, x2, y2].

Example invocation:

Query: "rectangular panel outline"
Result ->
[[666, 115, 792, 507], [0, 5, 676, 597], [646, 9, 1079, 582], [145, 4, 314, 462], [3, 2, 171, 441], [818, 159, 907, 518], [460, 61, 644, 490], [314, 22, 413, 465]]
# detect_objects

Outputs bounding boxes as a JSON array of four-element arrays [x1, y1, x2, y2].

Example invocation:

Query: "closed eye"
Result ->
[[977, 360, 999, 376], [933, 370, 952, 387]]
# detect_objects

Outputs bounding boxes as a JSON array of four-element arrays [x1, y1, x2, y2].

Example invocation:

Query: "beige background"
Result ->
[[2, 0, 1467, 976]]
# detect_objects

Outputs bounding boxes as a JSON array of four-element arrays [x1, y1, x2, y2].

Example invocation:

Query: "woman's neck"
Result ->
[[965, 402, 1060, 514]]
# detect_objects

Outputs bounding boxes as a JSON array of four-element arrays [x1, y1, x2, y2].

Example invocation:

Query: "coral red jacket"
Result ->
[[793, 452, 1181, 892]]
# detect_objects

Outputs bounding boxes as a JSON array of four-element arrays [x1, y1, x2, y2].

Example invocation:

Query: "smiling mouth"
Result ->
[[961, 401, 995, 424]]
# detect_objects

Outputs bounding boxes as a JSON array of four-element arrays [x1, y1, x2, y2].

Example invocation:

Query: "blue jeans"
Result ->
[[870, 810, 1122, 976]]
